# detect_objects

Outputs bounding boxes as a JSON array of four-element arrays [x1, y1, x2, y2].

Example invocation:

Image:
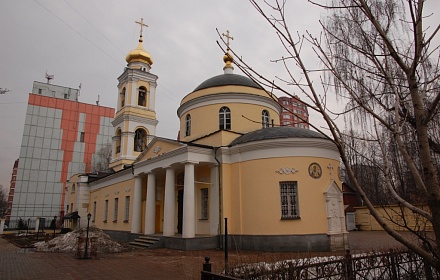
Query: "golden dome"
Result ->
[[223, 50, 233, 68], [126, 36, 153, 65]]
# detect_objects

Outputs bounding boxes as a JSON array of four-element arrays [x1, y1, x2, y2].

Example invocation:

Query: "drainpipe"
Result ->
[[214, 147, 223, 249]]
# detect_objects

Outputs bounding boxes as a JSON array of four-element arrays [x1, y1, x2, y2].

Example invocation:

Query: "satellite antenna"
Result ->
[[96, 94, 100, 106], [0, 88, 11, 94], [45, 71, 54, 84]]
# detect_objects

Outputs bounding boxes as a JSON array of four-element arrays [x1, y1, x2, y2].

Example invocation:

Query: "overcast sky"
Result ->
[[0, 1, 438, 189]]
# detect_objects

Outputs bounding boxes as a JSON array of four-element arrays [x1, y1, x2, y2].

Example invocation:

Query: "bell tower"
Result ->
[[110, 18, 159, 171]]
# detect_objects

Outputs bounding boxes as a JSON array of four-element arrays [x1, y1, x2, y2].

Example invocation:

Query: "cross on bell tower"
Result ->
[[135, 18, 148, 41]]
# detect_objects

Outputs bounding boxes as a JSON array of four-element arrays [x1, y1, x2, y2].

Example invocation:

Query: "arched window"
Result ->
[[134, 129, 148, 152], [219, 107, 231, 130], [120, 88, 126, 108], [138, 87, 147, 107], [185, 114, 191, 136], [115, 129, 121, 154], [262, 110, 270, 128]]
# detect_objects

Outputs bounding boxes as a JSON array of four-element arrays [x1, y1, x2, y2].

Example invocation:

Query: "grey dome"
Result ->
[[230, 127, 327, 146], [193, 74, 261, 92]]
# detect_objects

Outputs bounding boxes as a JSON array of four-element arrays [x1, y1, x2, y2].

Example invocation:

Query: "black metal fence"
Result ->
[[203, 249, 439, 280], [4, 218, 53, 231]]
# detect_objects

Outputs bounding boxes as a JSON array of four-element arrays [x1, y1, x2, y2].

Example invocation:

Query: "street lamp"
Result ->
[[84, 213, 92, 259]]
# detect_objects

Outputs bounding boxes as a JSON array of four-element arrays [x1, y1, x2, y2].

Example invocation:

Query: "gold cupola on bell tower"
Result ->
[[109, 18, 159, 171]]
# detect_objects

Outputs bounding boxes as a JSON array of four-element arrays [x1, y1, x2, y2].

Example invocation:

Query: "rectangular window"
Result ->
[[280, 181, 299, 219], [283, 115, 291, 119], [124, 196, 130, 222], [104, 200, 108, 222], [80, 132, 85, 142], [92, 201, 97, 222], [38, 88, 42, 94], [70, 203, 73, 212], [200, 188, 209, 220], [113, 198, 119, 222], [66, 204, 69, 213]]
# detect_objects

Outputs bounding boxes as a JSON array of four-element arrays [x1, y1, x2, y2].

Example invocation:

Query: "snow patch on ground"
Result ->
[[34, 226, 124, 253]]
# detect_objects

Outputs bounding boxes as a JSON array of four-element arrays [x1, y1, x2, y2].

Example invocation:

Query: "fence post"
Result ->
[[201, 257, 211, 280], [345, 249, 353, 280]]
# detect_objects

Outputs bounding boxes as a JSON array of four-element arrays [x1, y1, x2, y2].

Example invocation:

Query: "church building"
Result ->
[[66, 23, 347, 251]]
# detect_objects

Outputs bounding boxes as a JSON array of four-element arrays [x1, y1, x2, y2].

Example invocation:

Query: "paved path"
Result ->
[[0, 231, 407, 280]]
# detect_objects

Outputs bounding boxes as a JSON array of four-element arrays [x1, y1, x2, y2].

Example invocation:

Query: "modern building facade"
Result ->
[[9, 81, 114, 221], [67, 32, 347, 252], [5, 159, 19, 222], [278, 96, 309, 129]]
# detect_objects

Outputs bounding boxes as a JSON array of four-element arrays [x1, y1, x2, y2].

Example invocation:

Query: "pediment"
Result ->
[[135, 137, 184, 162]]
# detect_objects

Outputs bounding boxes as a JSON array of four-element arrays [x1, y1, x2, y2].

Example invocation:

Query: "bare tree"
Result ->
[[223, 0, 440, 271], [91, 143, 113, 172], [0, 184, 8, 218]]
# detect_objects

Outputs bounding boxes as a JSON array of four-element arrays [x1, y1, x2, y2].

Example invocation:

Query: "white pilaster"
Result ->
[[209, 164, 219, 235], [131, 176, 142, 233], [149, 85, 156, 111], [183, 162, 196, 238], [129, 80, 137, 106], [163, 167, 175, 236], [125, 131, 135, 157], [76, 175, 90, 228], [144, 172, 156, 234]]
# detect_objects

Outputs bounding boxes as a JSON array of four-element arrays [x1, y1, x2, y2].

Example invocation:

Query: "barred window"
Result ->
[[124, 196, 130, 222], [104, 200, 108, 222], [280, 181, 299, 219], [114, 198, 119, 222], [200, 188, 209, 219]]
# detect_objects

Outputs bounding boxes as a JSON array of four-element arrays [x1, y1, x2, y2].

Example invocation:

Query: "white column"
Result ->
[[131, 175, 142, 233], [163, 167, 175, 236], [183, 162, 196, 238], [209, 164, 219, 235], [129, 80, 137, 106], [35, 217, 40, 232], [144, 172, 156, 234], [76, 175, 90, 228], [149, 84, 156, 111]]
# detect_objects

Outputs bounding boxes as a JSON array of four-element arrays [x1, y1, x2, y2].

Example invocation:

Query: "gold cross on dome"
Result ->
[[135, 18, 148, 36], [222, 30, 234, 48]]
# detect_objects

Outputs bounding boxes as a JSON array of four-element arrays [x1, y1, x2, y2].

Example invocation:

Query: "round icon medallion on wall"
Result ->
[[308, 162, 322, 179]]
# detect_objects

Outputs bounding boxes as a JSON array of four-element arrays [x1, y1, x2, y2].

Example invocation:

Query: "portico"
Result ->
[[129, 141, 219, 239]]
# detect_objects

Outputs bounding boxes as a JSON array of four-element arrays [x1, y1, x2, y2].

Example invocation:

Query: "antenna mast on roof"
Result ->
[[96, 94, 100, 106], [45, 71, 54, 84]]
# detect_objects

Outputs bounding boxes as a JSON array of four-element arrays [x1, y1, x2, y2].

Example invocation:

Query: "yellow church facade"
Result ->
[[65, 27, 347, 251]]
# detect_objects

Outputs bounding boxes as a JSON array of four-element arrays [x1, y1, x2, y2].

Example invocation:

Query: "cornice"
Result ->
[[177, 92, 281, 117]]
